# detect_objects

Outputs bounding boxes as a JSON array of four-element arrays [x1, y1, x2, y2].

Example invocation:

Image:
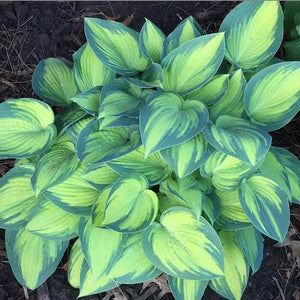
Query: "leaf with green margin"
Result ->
[[82, 164, 119, 191], [212, 189, 251, 230], [79, 261, 116, 297], [209, 69, 246, 122], [203, 195, 220, 225], [219, 1, 283, 70], [258, 149, 291, 199], [0, 98, 56, 159], [84, 18, 149, 76], [66, 116, 95, 143], [76, 120, 141, 164], [0, 164, 37, 229], [239, 174, 290, 242], [209, 231, 249, 300], [139, 19, 165, 63], [79, 218, 125, 279], [162, 16, 204, 58], [168, 276, 208, 300], [102, 174, 158, 232], [142, 207, 224, 280], [99, 115, 139, 129], [73, 43, 115, 92], [55, 104, 87, 135], [271, 147, 300, 204], [200, 151, 255, 191], [71, 86, 101, 115], [42, 164, 99, 216], [160, 176, 205, 219], [284, 38, 300, 61], [140, 92, 209, 156], [243, 57, 282, 81], [125, 63, 163, 88], [68, 239, 85, 288], [92, 187, 111, 226], [107, 146, 171, 186], [161, 33, 225, 94], [98, 79, 142, 118], [31, 146, 79, 196], [5, 228, 68, 290], [203, 115, 271, 166], [160, 134, 209, 178], [51, 132, 74, 150], [158, 193, 184, 215], [26, 197, 80, 241], [177, 171, 212, 194], [244, 62, 300, 131], [235, 226, 264, 274], [32, 58, 77, 106], [107, 232, 161, 284], [185, 74, 229, 106]]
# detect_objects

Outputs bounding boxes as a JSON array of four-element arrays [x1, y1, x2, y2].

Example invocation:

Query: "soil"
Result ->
[[0, 1, 299, 300]]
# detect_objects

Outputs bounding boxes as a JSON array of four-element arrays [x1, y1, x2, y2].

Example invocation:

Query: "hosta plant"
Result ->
[[0, 2, 300, 300]]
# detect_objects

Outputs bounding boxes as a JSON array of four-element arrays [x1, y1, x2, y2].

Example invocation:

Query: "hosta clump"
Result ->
[[0, 2, 300, 299]]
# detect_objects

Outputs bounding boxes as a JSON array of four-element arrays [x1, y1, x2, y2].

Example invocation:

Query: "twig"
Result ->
[[22, 286, 29, 300], [273, 276, 285, 300]]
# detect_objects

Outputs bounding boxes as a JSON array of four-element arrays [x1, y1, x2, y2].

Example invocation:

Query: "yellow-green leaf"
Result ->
[[66, 116, 95, 144], [162, 33, 225, 94], [244, 62, 300, 131], [84, 18, 149, 76], [272, 147, 300, 204], [168, 276, 208, 300], [98, 79, 142, 118], [102, 174, 158, 232], [161, 134, 209, 178], [107, 232, 161, 284], [68, 239, 85, 288], [239, 174, 290, 242], [26, 197, 80, 240], [79, 261, 116, 297], [212, 189, 251, 230], [0, 164, 37, 229], [32, 58, 77, 106], [139, 19, 165, 63], [160, 176, 205, 219], [71, 86, 101, 115], [32, 146, 79, 196], [79, 218, 124, 279], [162, 16, 204, 58], [210, 231, 249, 300], [203, 115, 271, 166], [235, 226, 264, 274], [140, 92, 209, 156], [107, 146, 171, 185], [142, 207, 224, 280], [209, 69, 246, 122], [6, 228, 68, 290], [219, 1, 283, 70], [0, 98, 56, 159], [73, 43, 115, 92], [200, 151, 254, 191], [77, 120, 141, 164], [82, 164, 119, 191], [258, 149, 291, 199], [43, 164, 99, 215], [186, 74, 229, 106]]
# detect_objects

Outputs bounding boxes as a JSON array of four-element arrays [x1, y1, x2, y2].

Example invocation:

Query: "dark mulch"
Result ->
[[0, 1, 299, 300]]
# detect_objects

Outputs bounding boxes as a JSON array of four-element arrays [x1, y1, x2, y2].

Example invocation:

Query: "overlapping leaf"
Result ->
[[0, 99, 56, 159], [140, 92, 209, 155]]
